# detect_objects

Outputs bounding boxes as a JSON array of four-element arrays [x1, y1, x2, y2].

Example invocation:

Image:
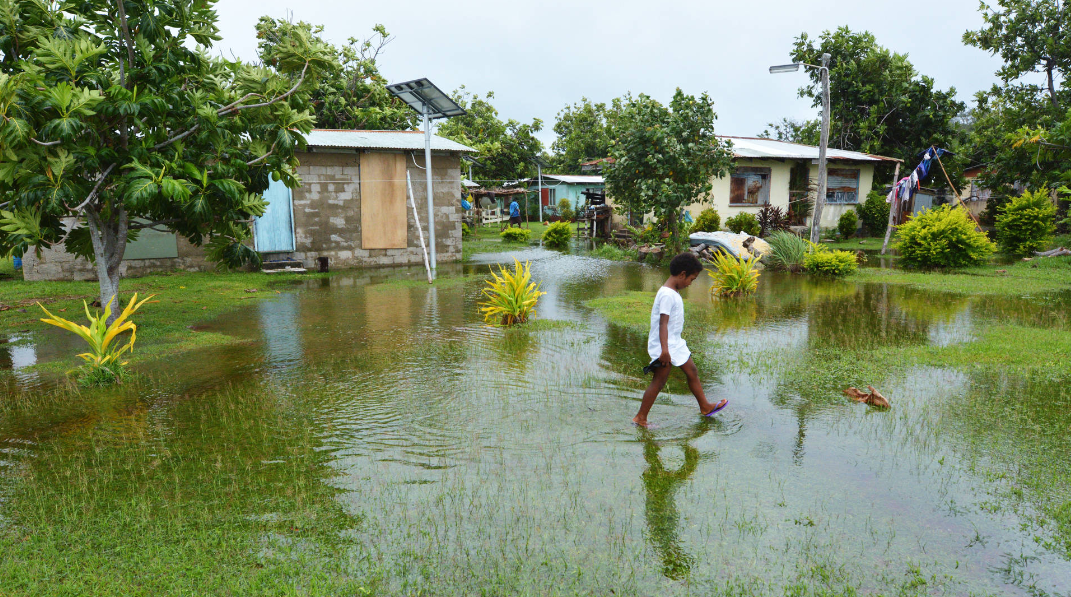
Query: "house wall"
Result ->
[[288, 150, 461, 268], [811, 162, 876, 230], [22, 150, 463, 281], [527, 182, 605, 211], [22, 230, 210, 282], [681, 160, 879, 231], [685, 159, 793, 221]]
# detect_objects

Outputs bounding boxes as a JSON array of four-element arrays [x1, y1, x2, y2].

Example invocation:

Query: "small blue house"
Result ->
[[524, 174, 605, 212]]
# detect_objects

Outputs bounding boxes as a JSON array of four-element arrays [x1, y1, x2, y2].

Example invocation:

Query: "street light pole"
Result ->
[[423, 103, 436, 271], [811, 53, 831, 244]]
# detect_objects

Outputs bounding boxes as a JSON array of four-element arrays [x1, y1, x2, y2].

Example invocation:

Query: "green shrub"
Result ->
[[995, 189, 1057, 255], [461, 223, 473, 237], [500, 227, 532, 243], [707, 252, 760, 297], [556, 198, 576, 222], [803, 249, 857, 276], [837, 210, 858, 238], [692, 208, 721, 232], [725, 212, 760, 236], [856, 191, 890, 235], [541, 221, 573, 248], [765, 231, 808, 271], [895, 205, 996, 268]]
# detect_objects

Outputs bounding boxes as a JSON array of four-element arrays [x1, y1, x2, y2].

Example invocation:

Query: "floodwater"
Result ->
[[2, 248, 1070, 595]]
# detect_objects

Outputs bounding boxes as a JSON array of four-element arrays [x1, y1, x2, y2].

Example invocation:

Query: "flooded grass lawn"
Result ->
[[1, 248, 1070, 595]]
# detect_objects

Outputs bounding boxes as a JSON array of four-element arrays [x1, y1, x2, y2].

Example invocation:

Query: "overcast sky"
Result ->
[[214, 0, 1011, 148]]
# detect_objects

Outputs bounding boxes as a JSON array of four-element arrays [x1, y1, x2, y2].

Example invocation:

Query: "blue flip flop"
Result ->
[[703, 400, 729, 417]]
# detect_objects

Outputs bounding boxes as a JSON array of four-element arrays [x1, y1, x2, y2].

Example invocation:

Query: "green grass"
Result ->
[[461, 222, 543, 261], [1, 269, 332, 367], [0, 380, 367, 596], [849, 256, 1071, 296], [587, 243, 638, 262]]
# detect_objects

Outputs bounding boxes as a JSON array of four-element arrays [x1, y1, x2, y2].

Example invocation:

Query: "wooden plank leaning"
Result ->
[[406, 170, 434, 284]]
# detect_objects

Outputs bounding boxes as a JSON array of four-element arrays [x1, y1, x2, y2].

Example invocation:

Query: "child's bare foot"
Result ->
[[632, 415, 649, 427], [701, 399, 729, 416]]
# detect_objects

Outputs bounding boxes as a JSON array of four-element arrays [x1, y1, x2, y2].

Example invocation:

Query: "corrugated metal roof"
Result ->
[[519, 174, 605, 185], [541, 174, 604, 184], [721, 136, 898, 162], [301, 129, 476, 153]]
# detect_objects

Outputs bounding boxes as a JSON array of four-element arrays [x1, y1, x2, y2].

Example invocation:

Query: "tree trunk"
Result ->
[[85, 205, 129, 324], [666, 209, 678, 251], [1047, 62, 1061, 111]]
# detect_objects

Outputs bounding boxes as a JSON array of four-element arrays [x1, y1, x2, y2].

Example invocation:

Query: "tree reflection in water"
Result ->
[[639, 424, 712, 580]]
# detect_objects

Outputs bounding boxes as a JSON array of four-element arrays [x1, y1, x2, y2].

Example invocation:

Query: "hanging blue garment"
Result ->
[[461, 199, 472, 210], [682, 211, 694, 224]]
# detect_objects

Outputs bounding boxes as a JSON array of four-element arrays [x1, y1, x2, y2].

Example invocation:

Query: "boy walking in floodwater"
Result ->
[[633, 253, 728, 427]]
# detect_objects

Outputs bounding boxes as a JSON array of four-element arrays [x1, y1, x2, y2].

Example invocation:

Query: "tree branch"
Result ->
[[217, 61, 309, 116], [246, 141, 278, 166], [115, 0, 137, 84], [70, 163, 117, 215], [154, 61, 309, 151], [31, 138, 61, 147], [153, 123, 199, 150]]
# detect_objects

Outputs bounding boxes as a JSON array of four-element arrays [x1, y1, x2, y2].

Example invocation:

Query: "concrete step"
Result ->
[[262, 259, 303, 271], [263, 267, 307, 275]]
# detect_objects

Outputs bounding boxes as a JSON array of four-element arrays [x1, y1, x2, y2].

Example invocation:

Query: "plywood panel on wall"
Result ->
[[360, 152, 407, 249]]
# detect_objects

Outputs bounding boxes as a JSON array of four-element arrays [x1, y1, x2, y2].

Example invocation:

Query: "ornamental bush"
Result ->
[[692, 208, 721, 232], [542, 221, 573, 249], [895, 205, 996, 268], [803, 249, 857, 276], [500, 228, 532, 243], [461, 223, 473, 237], [995, 189, 1056, 255], [556, 198, 576, 222], [837, 210, 858, 238], [856, 190, 890, 235], [725, 212, 761, 236]]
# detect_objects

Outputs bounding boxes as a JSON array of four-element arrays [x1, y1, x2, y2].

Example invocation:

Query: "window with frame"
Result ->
[[825, 169, 860, 204], [729, 167, 771, 205]]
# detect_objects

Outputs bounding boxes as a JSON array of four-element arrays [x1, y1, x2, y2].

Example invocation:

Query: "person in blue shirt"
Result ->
[[508, 198, 522, 227]]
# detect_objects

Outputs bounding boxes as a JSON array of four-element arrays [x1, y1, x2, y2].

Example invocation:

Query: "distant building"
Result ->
[[522, 174, 605, 213], [23, 129, 475, 281]]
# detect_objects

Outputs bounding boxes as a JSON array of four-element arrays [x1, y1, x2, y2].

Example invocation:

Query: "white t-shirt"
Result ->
[[647, 286, 690, 366]]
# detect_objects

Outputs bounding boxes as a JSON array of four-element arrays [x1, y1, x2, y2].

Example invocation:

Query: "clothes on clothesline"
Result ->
[[886, 147, 949, 204]]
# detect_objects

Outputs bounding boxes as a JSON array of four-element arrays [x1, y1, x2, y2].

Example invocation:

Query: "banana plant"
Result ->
[[38, 293, 155, 372]]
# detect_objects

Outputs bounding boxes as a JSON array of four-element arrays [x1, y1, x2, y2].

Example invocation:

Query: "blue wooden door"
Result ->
[[254, 178, 295, 253]]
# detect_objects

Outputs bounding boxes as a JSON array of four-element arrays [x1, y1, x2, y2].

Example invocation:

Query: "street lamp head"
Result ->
[[769, 63, 801, 74]]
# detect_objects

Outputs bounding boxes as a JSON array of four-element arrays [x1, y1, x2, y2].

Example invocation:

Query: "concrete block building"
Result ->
[[22, 129, 474, 281]]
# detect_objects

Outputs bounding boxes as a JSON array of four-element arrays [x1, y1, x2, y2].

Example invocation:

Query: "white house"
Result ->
[[685, 137, 899, 230]]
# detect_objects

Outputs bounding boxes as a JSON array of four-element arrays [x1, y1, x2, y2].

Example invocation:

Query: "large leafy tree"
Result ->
[[963, 0, 1071, 197], [550, 97, 621, 174], [436, 88, 543, 183], [255, 18, 414, 131], [790, 27, 966, 177], [759, 117, 820, 146], [604, 89, 733, 246], [0, 0, 330, 318], [963, 0, 1071, 112]]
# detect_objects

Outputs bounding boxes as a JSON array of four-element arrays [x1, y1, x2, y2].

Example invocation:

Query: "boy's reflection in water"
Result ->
[[639, 422, 714, 580]]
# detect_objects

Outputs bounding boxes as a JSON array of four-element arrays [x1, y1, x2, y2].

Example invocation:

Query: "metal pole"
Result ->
[[537, 163, 543, 223], [423, 105, 436, 271], [810, 53, 831, 244]]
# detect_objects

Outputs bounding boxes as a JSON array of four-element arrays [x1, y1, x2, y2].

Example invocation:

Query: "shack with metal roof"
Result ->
[[686, 136, 899, 231], [266, 129, 475, 270], [22, 129, 475, 281]]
